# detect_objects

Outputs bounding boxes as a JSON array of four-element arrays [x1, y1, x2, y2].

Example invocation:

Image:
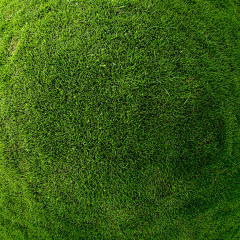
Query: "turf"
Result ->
[[0, 0, 240, 239]]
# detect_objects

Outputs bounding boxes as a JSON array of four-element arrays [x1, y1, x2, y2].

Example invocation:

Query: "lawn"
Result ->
[[0, 0, 240, 239]]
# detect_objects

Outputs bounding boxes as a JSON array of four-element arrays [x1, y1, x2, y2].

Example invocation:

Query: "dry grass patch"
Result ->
[[8, 38, 19, 57]]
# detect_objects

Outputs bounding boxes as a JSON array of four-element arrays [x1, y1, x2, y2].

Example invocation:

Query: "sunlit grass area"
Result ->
[[0, 0, 240, 239]]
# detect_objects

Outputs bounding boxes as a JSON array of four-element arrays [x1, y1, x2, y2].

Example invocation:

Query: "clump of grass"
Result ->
[[0, 0, 240, 239]]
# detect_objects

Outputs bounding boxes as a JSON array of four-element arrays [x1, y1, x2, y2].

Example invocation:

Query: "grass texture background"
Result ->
[[0, 0, 240, 239]]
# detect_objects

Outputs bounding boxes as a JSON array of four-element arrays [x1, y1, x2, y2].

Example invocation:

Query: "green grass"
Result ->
[[0, 0, 240, 239]]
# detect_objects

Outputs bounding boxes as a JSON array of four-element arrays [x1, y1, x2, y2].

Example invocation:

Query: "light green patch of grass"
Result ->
[[0, 0, 240, 239]]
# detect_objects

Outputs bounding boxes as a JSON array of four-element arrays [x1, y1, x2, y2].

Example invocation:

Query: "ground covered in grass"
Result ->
[[0, 0, 240, 239]]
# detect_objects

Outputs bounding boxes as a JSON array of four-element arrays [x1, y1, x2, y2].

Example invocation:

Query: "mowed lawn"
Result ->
[[0, 0, 240, 239]]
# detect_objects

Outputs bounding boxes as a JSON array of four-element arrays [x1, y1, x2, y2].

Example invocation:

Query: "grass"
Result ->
[[0, 0, 240, 239]]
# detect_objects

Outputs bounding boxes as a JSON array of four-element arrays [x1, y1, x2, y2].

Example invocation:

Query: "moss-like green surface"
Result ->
[[0, 0, 240, 239]]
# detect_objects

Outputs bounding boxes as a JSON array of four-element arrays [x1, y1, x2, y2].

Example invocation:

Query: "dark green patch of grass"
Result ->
[[0, 0, 240, 239]]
